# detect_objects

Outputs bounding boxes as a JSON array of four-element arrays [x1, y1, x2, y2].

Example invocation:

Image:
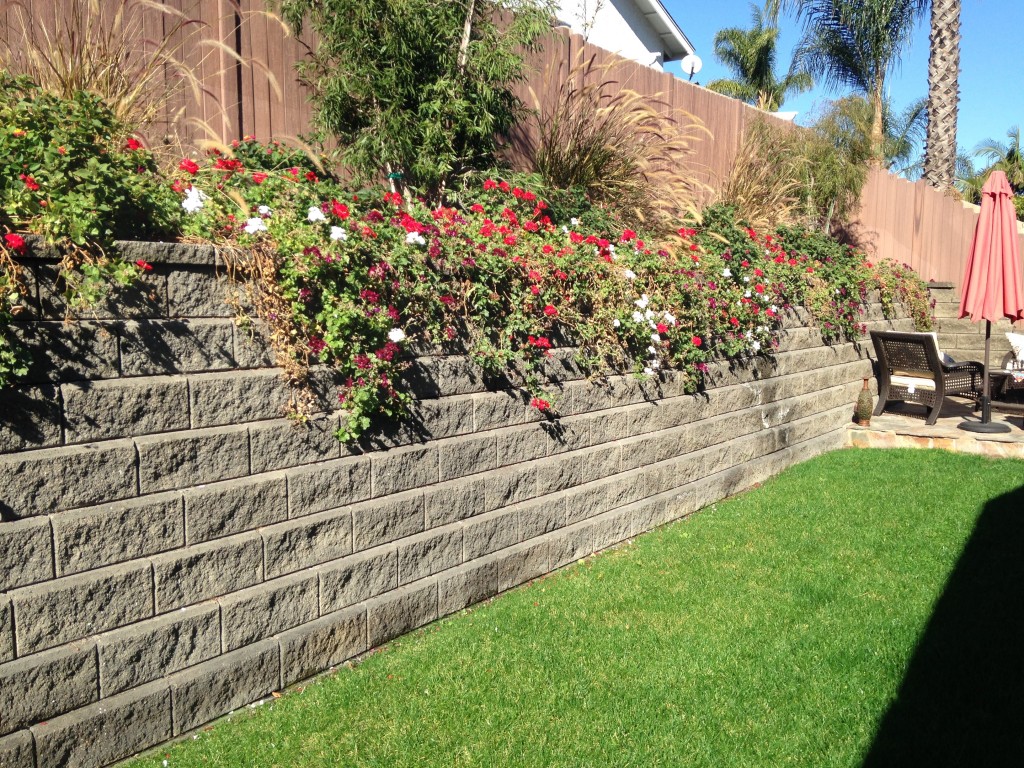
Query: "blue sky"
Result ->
[[662, 0, 1023, 165]]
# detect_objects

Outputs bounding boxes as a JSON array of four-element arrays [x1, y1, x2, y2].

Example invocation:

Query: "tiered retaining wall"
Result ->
[[929, 282, 1021, 365], [0, 243, 912, 768]]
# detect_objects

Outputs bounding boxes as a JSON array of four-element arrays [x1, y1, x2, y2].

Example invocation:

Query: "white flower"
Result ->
[[743, 276, 750, 283], [243, 217, 267, 234], [623, 269, 637, 280], [405, 231, 426, 246], [634, 294, 649, 309], [570, 217, 579, 226], [771, 304, 779, 313], [644, 309, 654, 321], [613, 319, 621, 328], [257, 205, 272, 216], [387, 328, 406, 343], [663, 312, 676, 325], [181, 186, 206, 214], [643, 366, 653, 375], [307, 206, 326, 223], [330, 226, 347, 241], [651, 360, 661, 370], [631, 311, 644, 323], [561, 225, 569, 234], [752, 340, 761, 352], [650, 333, 660, 343], [648, 345, 657, 354], [744, 290, 752, 298], [722, 268, 732, 278]]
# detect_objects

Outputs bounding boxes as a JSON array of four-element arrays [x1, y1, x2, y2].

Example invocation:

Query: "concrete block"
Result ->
[[166, 267, 238, 318], [287, 456, 371, 517], [0, 439, 137, 518], [398, 527, 463, 584], [579, 444, 621, 484], [495, 424, 550, 466], [371, 445, 438, 497], [220, 571, 318, 651], [168, 640, 280, 735], [438, 434, 495, 481], [549, 524, 595, 569], [591, 508, 634, 552], [262, 508, 352, 579], [279, 606, 367, 687], [561, 379, 611, 417], [543, 417, 589, 454], [12, 561, 153, 655], [62, 376, 190, 443], [319, 547, 398, 613], [115, 240, 217, 267], [152, 532, 263, 612], [437, 559, 498, 616], [366, 582, 438, 648], [0, 730, 34, 768], [406, 396, 475, 440], [565, 483, 611, 525], [0, 642, 97, 736], [232, 319, 275, 369], [51, 493, 185, 577], [403, 356, 487, 398], [463, 509, 518, 559], [472, 391, 541, 431], [351, 491, 424, 552], [423, 477, 485, 528], [518, 495, 567, 541], [37, 260, 166, 321], [119, 319, 235, 376], [0, 598, 11, 664], [0, 384, 61, 454], [136, 425, 250, 494], [249, 415, 341, 473], [31, 681, 170, 768], [0, 516, 53, 592], [98, 603, 220, 696], [188, 369, 293, 429], [184, 474, 288, 544], [13, 321, 119, 384], [537, 453, 583, 495], [497, 540, 548, 592], [484, 465, 538, 512]]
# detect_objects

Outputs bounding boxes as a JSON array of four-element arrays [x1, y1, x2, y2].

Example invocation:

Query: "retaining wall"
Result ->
[[0, 243, 912, 768]]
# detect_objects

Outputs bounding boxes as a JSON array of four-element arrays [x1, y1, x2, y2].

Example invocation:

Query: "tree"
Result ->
[[922, 0, 961, 190], [788, 0, 926, 164], [814, 94, 927, 174], [974, 126, 1024, 193], [279, 0, 554, 199], [706, 1, 812, 111]]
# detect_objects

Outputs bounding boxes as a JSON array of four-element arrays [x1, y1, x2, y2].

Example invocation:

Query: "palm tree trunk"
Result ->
[[870, 79, 886, 167], [923, 0, 961, 191]]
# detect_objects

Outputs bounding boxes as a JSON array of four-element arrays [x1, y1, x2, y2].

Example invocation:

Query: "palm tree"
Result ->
[[974, 126, 1024, 193], [922, 0, 961, 190], [787, 0, 926, 164], [706, 2, 813, 112], [815, 94, 927, 174]]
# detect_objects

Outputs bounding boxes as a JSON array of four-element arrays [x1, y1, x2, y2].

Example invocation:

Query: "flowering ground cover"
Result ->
[[168, 139, 930, 440], [125, 448, 1024, 767]]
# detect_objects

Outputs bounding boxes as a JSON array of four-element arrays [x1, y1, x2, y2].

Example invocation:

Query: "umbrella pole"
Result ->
[[959, 320, 1011, 433]]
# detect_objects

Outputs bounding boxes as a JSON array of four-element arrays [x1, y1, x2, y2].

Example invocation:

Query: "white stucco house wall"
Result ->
[[554, 0, 695, 70]]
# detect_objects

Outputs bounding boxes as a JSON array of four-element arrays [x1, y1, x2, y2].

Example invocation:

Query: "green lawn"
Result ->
[[130, 448, 1024, 768]]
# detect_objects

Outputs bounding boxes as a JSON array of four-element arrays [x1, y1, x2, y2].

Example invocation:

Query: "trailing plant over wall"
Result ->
[[170, 141, 930, 441]]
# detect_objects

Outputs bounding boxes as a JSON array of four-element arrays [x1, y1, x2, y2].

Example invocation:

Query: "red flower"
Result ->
[[527, 269, 542, 282], [691, 335, 702, 347], [470, 203, 485, 214], [530, 397, 551, 411], [19, 174, 39, 191], [359, 289, 380, 304], [543, 304, 558, 317], [439, 295, 455, 305], [135, 259, 153, 271], [4, 233, 27, 254], [305, 171, 318, 183], [308, 336, 327, 355], [354, 354, 372, 370], [553, 270, 568, 280], [656, 323, 668, 334], [125, 137, 143, 151], [331, 200, 350, 220], [620, 229, 636, 242], [252, 172, 268, 185], [483, 179, 497, 191], [529, 285, 540, 295], [179, 158, 199, 175]]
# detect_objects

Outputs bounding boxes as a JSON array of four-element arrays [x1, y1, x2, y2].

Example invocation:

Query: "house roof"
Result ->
[[634, 0, 695, 61]]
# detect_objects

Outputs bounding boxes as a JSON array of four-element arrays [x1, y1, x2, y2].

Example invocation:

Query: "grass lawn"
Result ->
[[129, 448, 1024, 768]]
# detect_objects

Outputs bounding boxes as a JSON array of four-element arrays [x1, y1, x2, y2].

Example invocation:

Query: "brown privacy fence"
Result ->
[[4, 2, 1012, 288]]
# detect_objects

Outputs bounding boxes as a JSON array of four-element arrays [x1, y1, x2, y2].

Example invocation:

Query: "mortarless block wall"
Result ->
[[0, 243, 913, 768]]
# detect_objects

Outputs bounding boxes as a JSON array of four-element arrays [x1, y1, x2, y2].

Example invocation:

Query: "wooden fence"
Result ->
[[5, 1, 1019, 289]]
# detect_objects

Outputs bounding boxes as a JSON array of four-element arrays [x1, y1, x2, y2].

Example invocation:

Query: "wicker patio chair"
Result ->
[[870, 330, 985, 425]]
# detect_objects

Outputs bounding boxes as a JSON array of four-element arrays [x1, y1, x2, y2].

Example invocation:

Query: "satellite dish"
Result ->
[[681, 54, 703, 81]]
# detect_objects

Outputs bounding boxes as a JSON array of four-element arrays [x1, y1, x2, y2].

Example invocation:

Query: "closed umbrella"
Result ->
[[957, 170, 1024, 433]]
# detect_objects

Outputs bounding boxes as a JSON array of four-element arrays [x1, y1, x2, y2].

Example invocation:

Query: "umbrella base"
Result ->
[[958, 419, 1011, 434]]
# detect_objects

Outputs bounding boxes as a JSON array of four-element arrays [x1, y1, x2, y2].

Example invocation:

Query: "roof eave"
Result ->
[[633, 0, 695, 61]]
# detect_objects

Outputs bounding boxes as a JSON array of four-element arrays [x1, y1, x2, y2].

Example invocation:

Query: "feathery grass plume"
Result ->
[[0, 0, 280, 150], [528, 50, 710, 233], [719, 117, 803, 231]]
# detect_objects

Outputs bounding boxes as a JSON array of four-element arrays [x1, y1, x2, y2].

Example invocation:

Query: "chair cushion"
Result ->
[[890, 374, 936, 393], [1007, 331, 1024, 363]]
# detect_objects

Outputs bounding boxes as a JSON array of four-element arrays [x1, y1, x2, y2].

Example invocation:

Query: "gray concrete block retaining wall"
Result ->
[[929, 282, 1023, 363], [0, 243, 913, 768]]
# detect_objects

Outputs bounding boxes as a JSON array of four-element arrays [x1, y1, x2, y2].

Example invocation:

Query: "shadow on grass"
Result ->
[[861, 485, 1024, 767]]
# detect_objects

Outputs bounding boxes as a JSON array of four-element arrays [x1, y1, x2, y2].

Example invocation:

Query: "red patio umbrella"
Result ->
[[957, 170, 1024, 433]]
